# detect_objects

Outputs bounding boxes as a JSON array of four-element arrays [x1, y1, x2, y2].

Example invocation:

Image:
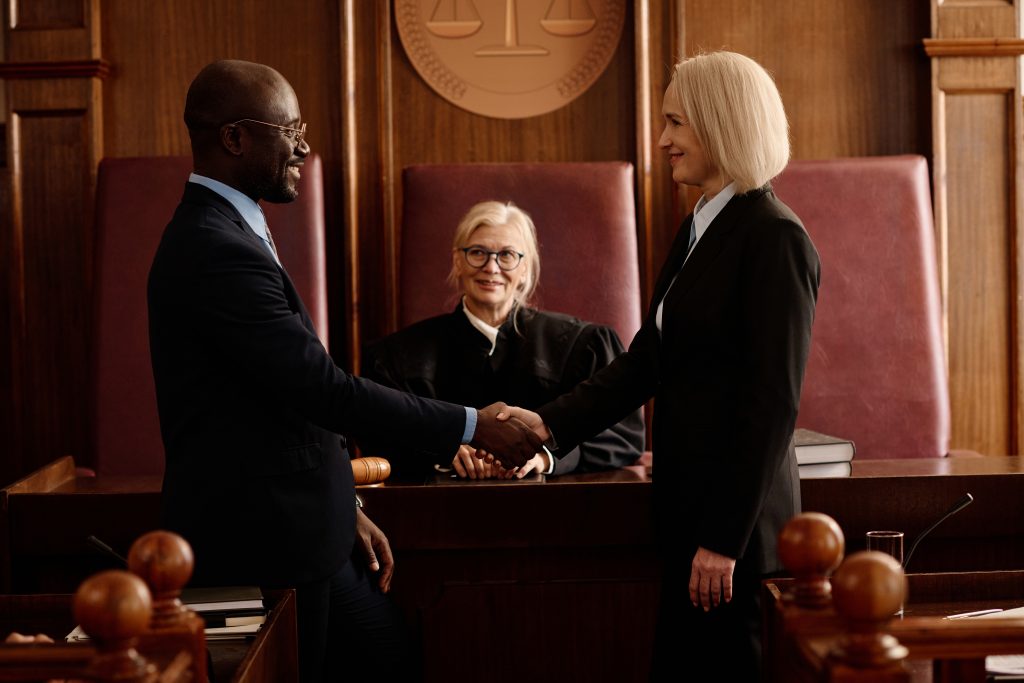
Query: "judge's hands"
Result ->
[[452, 445, 500, 479], [689, 546, 736, 611], [354, 508, 394, 593], [471, 402, 544, 469], [452, 445, 548, 480]]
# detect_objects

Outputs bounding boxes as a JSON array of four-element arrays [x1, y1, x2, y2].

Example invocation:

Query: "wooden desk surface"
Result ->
[[4, 456, 1023, 682], [5, 456, 1024, 589]]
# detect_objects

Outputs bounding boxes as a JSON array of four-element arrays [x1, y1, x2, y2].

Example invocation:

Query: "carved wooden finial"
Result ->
[[778, 512, 845, 608], [127, 531, 194, 629], [830, 551, 909, 669], [73, 569, 156, 681]]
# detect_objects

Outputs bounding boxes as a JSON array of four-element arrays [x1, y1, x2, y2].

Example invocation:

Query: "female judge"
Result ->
[[362, 200, 644, 479], [505, 51, 820, 678]]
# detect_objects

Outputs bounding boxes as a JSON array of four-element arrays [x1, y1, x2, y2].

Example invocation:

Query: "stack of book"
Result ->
[[181, 585, 266, 641], [68, 585, 267, 643], [794, 428, 855, 479]]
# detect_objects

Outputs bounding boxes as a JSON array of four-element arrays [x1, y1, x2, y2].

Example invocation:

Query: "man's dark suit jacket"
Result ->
[[148, 182, 466, 587], [539, 186, 820, 574]]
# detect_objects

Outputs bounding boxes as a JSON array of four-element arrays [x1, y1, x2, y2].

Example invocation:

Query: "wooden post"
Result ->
[[925, 1, 1024, 455], [0, 0, 109, 483]]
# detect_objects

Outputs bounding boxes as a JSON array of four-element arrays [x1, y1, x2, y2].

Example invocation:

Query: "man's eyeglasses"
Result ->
[[228, 118, 307, 145], [459, 246, 525, 271]]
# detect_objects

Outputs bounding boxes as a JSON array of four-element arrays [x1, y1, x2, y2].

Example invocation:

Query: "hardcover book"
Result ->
[[794, 428, 856, 465]]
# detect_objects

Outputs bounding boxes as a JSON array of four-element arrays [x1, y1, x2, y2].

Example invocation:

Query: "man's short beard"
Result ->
[[247, 169, 297, 204], [262, 181, 298, 204]]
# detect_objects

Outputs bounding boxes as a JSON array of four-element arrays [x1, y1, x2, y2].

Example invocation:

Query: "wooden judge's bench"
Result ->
[[2, 456, 1024, 682]]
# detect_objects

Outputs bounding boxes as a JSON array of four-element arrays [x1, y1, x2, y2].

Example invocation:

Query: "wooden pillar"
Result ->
[[0, 0, 107, 483], [926, 2, 1024, 454]]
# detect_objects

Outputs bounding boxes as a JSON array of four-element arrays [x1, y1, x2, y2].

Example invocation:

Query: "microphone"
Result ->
[[903, 493, 973, 570], [86, 535, 127, 566]]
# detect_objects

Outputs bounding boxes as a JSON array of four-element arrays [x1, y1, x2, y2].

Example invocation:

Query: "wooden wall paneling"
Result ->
[[680, 0, 931, 162], [341, 0, 389, 370], [6, 0, 99, 62], [0, 7, 14, 485], [12, 0, 84, 29], [945, 90, 1014, 454], [928, 0, 1024, 455], [635, 0, 684, 306], [1, 0, 103, 485]]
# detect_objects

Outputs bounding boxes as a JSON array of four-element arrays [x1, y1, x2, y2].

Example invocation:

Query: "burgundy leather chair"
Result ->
[[773, 155, 950, 459], [90, 155, 327, 476], [399, 162, 642, 346]]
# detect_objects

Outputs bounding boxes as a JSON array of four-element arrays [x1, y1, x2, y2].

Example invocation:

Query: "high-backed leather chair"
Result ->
[[90, 155, 327, 476], [773, 155, 950, 459], [399, 162, 642, 346]]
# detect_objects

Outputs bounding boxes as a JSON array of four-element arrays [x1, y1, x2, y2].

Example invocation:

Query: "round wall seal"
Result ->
[[395, 0, 626, 119]]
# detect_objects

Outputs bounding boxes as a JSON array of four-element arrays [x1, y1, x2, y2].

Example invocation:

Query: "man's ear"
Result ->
[[219, 124, 244, 156]]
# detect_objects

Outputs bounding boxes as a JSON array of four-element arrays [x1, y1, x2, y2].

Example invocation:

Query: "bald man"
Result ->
[[148, 60, 542, 682]]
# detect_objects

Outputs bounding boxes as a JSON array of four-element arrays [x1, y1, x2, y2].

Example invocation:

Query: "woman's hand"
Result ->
[[452, 444, 501, 479], [498, 452, 548, 479], [689, 546, 735, 611]]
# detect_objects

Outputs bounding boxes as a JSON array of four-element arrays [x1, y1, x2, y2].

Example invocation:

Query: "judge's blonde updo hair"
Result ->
[[447, 200, 541, 321], [670, 51, 790, 193]]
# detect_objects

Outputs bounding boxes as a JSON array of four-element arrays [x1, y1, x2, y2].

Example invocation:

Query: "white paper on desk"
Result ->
[[987, 654, 1024, 675], [65, 625, 89, 642], [977, 605, 1024, 619], [968, 607, 1024, 675]]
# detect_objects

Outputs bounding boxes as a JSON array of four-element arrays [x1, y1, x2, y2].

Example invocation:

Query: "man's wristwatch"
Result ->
[[355, 493, 364, 509]]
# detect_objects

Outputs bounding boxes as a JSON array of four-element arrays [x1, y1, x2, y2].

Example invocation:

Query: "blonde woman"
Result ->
[[505, 51, 820, 678]]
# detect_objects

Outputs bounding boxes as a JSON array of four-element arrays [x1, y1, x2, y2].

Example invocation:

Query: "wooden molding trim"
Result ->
[[0, 60, 111, 79], [924, 38, 1024, 57]]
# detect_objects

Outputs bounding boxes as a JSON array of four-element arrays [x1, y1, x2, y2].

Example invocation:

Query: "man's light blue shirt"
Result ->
[[188, 173, 279, 265]]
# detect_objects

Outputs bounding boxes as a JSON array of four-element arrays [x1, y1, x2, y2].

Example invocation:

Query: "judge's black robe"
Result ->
[[362, 305, 645, 476]]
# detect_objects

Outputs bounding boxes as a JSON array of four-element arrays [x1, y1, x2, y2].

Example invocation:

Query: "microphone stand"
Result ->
[[902, 493, 974, 570], [86, 535, 128, 566]]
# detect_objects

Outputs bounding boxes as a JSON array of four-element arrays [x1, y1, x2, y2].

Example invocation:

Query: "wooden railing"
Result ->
[[0, 531, 203, 682], [766, 513, 1024, 682]]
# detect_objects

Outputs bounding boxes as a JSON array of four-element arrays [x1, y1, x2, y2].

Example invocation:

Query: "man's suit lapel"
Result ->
[[182, 183, 315, 330], [183, 183, 271, 255]]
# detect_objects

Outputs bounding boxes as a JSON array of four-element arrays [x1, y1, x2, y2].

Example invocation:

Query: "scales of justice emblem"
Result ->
[[395, 0, 625, 119]]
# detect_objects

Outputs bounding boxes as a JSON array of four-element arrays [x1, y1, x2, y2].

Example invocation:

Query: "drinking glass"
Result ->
[[866, 530, 905, 616]]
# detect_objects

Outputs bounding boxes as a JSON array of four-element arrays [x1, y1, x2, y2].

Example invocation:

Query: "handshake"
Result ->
[[470, 403, 552, 471]]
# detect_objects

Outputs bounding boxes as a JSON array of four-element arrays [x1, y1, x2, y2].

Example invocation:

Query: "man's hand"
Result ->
[[355, 508, 394, 593], [689, 546, 736, 611], [471, 402, 544, 469], [493, 405, 551, 442]]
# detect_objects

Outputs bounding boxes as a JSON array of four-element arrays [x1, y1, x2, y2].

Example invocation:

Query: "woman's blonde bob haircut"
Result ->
[[669, 51, 790, 193], [448, 200, 541, 311]]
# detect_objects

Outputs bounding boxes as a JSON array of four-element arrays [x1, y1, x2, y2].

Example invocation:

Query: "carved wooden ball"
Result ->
[[832, 551, 906, 621], [73, 570, 152, 641], [127, 530, 194, 595], [777, 512, 845, 575]]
